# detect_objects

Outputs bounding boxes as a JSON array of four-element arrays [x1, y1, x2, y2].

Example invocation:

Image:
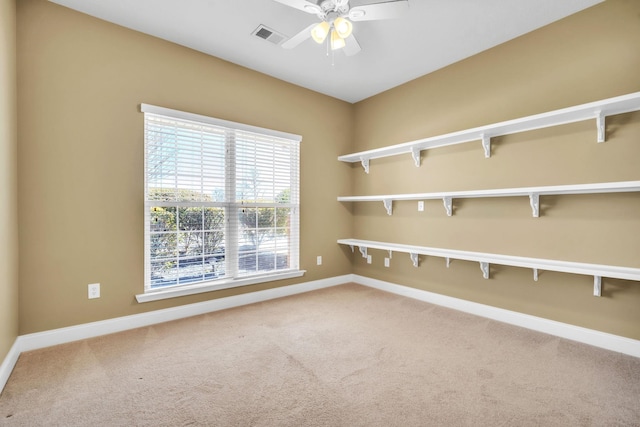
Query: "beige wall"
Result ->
[[0, 0, 19, 361], [351, 0, 640, 339], [17, 0, 353, 334], [13, 0, 640, 341]]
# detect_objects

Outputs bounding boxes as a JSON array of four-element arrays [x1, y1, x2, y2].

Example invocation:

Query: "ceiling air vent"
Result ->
[[252, 25, 286, 45]]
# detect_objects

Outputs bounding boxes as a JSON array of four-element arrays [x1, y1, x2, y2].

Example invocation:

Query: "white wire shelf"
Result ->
[[338, 239, 640, 297], [338, 91, 640, 173], [338, 180, 640, 216]]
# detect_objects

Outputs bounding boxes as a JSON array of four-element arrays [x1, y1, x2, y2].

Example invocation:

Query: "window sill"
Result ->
[[135, 270, 306, 303]]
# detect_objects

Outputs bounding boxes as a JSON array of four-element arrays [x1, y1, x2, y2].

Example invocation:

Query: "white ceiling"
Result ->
[[49, 0, 603, 103]]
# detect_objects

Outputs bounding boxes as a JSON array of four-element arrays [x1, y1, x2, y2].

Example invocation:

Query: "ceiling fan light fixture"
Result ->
[[330, 29, 346, 50], [334, 17, 353, 39], [311, 21, 330, 44]]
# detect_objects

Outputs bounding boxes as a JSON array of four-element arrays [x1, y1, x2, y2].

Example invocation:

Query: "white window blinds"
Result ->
[[142, 104, 300, 292]]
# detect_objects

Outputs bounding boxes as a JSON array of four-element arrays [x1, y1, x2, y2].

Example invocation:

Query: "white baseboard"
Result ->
[[0, 339, 20, 394], [0, 275, 347, 393], [2, 273, 639, 395], [18, 275, 349, 353], [351, 274, 640, 358]]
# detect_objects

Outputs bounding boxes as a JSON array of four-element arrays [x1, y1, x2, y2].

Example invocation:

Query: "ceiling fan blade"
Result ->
[[272, 0, 322, 15], [348, 0, 409, 21], [343, 34, 361, 56], [281, 23, 316, 49]]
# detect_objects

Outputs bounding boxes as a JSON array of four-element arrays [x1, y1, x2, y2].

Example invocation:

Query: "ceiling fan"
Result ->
[[274, 0, 409, 56]]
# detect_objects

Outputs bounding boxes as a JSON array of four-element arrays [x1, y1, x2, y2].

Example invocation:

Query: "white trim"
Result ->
[[0, 277, 341, 393], [136, 270, 306, 303], [0, 339, 20, 393], [351, 274, 640, 358], [3, 273, 639, 395], [2, 275, 342, 393], [140, 103, 302, 142], [19, 275, 347, 353]]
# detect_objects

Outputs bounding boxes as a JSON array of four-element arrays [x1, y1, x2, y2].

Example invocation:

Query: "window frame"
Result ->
[[137, 104, 304, 303]]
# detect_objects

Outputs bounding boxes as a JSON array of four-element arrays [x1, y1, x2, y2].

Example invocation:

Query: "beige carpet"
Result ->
[[1, 283, 639, 426]]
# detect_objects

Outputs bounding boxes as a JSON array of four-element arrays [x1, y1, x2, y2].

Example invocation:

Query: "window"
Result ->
[[141, 104, 302, 300]]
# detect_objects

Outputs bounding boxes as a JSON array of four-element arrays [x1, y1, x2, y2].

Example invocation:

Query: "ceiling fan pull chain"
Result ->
[[326, 33, 330, 56]]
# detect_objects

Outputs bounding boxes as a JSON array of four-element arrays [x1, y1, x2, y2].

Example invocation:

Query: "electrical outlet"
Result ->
[[384, 257, 390, 267], [88, 283, 100, 299], [367, 255, 372, 264], [418, 201, 424, 211], [316, 255, 322, 265]]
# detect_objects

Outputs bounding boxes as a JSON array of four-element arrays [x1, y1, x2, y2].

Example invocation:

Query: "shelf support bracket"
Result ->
[[533, 268, 539, 282], [358, 246, 367, 259], [348, 245, 354, 253], [410, 253, 419, 268], [446, 257, 451, 268], [480, 262, 489, 279], [443, 196, 453, 217], [411, 147, 421, 167], [596, 111, 605, 143], [529, 193, 540, 218], [383, 199, 393, 216], [388, 250, 393, 259], [481, 134, 491, 158], [360, 157, 370, 174], [594, 276, 602, 297]]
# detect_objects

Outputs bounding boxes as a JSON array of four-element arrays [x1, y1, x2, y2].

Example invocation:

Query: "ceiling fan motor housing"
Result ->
[[319, 0, 350, 19]]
